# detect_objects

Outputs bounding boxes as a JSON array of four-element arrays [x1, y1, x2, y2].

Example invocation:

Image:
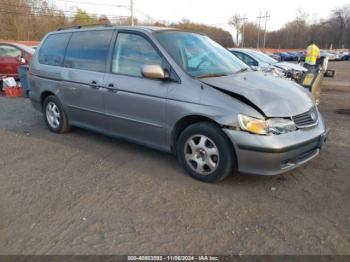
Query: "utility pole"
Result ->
[[257, 11, 262, 49], [239, 15, 247, 47], [263, 11, 270, 48], [257, 11, 270, 49], [130, 0, 134, 26]]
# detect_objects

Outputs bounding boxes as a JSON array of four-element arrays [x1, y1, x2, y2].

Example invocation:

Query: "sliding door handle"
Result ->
[[106, 83, 119, 93], [89, 80, 100, 89]]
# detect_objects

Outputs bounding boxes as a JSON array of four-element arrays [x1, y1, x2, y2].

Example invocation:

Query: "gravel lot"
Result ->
[[0, 62, 349, 255]]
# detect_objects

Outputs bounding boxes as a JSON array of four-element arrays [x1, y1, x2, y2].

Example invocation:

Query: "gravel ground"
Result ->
[[0, 62, 349, 255]]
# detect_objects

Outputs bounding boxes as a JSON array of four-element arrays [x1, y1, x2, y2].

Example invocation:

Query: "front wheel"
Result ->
[[176, 122, 236, 182]]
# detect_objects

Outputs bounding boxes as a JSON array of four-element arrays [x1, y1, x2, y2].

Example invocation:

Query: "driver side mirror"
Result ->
[[141, 65, 169, 80]]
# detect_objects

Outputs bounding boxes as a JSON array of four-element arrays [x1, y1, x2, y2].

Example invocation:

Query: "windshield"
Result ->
[[156, 31, 248, 78], [248, 50, 278, 65]]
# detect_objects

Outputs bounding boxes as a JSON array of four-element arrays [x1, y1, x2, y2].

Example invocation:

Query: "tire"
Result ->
[[176, 122, 236, 183], [43, 95, 70, 133]]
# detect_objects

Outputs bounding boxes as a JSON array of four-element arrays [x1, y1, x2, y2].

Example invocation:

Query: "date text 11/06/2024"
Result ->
[[127, 255, 219, 261]]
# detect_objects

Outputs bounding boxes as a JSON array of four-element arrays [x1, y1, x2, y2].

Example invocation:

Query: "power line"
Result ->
[[0, 8, 128, 21], [57, 0, 156, 22], [0, 2, 128, 20]]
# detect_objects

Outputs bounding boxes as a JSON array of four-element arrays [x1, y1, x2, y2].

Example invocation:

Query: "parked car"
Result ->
[[288, 51, 306, 61], [341, 52, 350, 60], [29, 26, 328, 182], [339, 50, 348, 60], [320, 50, 337, 61], [287, 52, 299, 61], [0, 42, 35, 79], [229, 48, 307, 82], [262, 51, 281, 61], [327, 50, 342, 61], [274, 52, 294, 61]]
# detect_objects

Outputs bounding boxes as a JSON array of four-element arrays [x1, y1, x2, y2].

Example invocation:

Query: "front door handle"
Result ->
[[89, 80, 100, 89], [106, 83, 118, 93]]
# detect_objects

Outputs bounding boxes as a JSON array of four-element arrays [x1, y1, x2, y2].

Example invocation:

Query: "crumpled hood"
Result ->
[[201, 71, 314, 117], [274, 62, 307, 72]]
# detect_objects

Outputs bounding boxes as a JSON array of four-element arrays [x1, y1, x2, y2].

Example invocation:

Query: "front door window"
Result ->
[[112, 33, 163, 77]]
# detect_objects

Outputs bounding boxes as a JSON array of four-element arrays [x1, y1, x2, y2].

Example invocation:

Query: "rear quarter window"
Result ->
[[64, 30, 114, 72], [38, 33, 71, 66]]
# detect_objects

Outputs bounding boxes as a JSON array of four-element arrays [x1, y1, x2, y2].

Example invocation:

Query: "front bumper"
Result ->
[[223, 116, 329, 176]]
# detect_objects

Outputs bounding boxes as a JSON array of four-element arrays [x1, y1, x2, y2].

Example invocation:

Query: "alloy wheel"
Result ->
[[46, 101, 61, 129], [184, 134, 220, 175]]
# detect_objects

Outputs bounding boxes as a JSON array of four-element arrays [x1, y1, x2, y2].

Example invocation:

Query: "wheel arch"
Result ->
[[171, 115, 223, 153], [40, 91, 56, 110]]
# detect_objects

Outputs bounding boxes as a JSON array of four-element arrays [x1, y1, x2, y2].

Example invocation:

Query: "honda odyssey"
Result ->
[[29, 25, 329, 182]]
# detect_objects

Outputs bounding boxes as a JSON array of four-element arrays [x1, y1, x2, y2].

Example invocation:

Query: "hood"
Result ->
[[275, 62, 307, 72], [200, 71, 314, 117]]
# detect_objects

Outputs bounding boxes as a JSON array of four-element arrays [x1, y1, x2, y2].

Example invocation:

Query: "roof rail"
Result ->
[[57, 23, 113, 31]]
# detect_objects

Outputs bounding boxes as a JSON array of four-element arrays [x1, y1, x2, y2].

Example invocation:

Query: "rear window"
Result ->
[[64, 30, 113, 72], [38, 33, 71, 66]]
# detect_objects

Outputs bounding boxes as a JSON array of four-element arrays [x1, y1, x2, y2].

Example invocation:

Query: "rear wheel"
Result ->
[[176, 122, 236, 182], [43, 95, 70, 133]]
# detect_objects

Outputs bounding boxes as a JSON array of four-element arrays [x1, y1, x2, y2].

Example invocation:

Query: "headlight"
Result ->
[[238, 114, 267, 135], [238, 114, 296, 135], [267, 118, 296, 134]]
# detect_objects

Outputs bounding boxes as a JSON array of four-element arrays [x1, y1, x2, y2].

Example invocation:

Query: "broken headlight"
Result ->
[[238, 114, 268, 135], [266, 118, 296, 135], [238, 114, 296, 135]]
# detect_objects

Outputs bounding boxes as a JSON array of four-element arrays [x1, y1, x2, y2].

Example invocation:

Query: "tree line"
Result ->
[[0, 0, 234, 47], [1, 0, 349, 49], [229, 5, 350, 49]]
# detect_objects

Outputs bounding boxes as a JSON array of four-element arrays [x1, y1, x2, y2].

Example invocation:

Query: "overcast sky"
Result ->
[[54, 0, 350, 35]]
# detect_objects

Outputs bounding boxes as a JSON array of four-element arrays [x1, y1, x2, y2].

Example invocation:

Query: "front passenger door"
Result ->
[[103, 32, 174, 149]]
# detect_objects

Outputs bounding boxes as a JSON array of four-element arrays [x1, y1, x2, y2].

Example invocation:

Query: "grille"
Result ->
[[292, 106, 318, 128]]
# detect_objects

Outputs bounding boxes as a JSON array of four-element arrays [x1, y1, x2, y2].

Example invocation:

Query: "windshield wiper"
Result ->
[[236, 67, 249, 73], [196, 73, 228, 78]]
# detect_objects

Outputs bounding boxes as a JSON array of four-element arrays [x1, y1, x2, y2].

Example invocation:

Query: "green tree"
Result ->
[[71, 8, 98, 26]]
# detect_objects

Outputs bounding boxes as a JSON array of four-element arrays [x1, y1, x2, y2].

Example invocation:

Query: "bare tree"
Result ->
[[229, 15, 241, 46]]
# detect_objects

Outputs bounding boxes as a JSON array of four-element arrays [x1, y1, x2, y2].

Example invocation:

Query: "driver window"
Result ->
[[241, 53, 257, 66], [112, 33, 163, 77], [234, 52, 244, 61]]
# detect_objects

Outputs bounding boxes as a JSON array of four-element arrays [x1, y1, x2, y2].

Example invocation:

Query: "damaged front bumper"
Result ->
[[223, 115, 329, 176]]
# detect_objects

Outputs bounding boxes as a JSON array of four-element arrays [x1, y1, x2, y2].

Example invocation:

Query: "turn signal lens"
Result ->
[[238, 114, 267, 135]]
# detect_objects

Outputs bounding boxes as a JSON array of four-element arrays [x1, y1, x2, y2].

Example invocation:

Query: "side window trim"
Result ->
[[62, 32, 73, 68]]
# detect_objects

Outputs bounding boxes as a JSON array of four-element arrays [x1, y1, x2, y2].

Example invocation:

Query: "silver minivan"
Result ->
[[29, 26, 329, 182]]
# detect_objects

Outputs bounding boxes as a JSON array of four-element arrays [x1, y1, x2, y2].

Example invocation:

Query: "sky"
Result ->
[[54, 0, 350, 36]]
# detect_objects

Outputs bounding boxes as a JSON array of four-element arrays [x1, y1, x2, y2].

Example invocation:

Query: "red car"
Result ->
[[0, 42, 35, 80]]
